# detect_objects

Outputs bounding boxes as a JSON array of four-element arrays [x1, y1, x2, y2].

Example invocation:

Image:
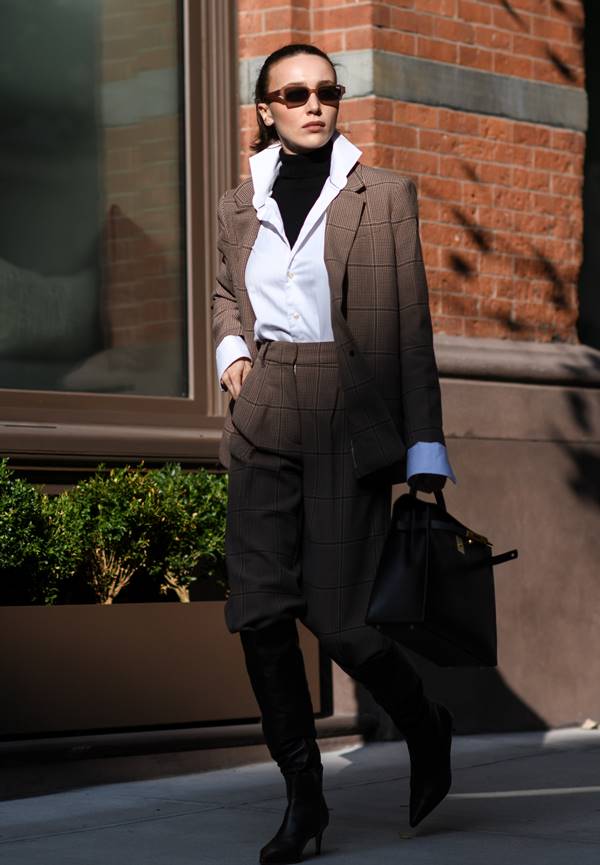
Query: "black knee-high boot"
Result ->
[[240, 619, 330, 863], [345, 640, 453, 828]]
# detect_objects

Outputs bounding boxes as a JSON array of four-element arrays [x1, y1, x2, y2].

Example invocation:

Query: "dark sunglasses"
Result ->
[[264, 83, 346, 108]]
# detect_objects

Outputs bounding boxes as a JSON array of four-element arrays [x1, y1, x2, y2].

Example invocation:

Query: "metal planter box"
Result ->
[[0, 602, 321, 738]]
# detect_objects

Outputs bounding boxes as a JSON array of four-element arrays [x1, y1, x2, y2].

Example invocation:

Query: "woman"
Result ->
[[213, 43, 457, 864]]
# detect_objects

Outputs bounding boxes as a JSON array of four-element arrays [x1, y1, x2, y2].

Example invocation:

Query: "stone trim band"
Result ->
[[240, 49, 588, 132]]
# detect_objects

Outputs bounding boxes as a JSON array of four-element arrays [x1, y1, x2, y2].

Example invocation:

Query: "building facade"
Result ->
[[1, 0, 599, 737]]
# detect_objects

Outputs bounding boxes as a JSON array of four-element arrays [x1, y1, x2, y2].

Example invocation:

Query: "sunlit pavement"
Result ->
[[1, 726, 599, 864]]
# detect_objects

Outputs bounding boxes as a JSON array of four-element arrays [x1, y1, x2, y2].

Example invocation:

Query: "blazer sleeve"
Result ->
[[392, 178, 445, 448], [212, 192, 246, 351]]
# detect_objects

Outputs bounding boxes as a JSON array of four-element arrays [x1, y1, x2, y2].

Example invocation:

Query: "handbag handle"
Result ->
[[405, 493, 518, 568], [409, 485, 446, 511]]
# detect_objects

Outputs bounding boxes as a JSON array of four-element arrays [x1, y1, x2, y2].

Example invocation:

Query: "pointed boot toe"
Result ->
[[408, 702, 453, 828]]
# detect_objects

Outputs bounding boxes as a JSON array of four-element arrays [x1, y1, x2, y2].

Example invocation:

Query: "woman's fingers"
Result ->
[[408, 473, 447, 493], [240, 360, 253, 386], [221, 358, 252, 400]]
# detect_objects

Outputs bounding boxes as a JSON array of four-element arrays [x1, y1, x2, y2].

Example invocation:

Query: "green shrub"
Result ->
[[43, 490, 87, 603], [0, 461, 229, 606], [59, 464, 165, 605], [0, 459, 59, 604], [149, 464, 228, 602]]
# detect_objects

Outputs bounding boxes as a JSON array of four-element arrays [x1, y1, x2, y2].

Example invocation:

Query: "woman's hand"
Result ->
[[220, 358, 253, 400], [408, 473, 447, 493]]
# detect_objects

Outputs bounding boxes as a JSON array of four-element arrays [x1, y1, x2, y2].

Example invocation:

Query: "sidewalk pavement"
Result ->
[[1, 725, 599, 864]]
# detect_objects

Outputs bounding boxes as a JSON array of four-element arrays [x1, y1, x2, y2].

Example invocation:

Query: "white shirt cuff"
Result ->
[[216, 335, 253, 389], [406, 442, 457, 484]]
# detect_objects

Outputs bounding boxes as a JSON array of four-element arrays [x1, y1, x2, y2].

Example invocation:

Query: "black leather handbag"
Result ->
[[365, 488, 518, 667]]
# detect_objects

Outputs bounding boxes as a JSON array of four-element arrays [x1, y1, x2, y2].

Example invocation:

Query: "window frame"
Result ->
[[0, 0, 238, 466]]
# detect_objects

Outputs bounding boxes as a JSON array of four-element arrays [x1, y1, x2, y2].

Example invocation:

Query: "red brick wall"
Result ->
[[238, 0, 586, 343]]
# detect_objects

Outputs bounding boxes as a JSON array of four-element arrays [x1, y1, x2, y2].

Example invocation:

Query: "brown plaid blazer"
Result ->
[[212, 161, 445, 481]]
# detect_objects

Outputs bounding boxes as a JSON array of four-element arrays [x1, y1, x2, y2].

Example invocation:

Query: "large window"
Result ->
[[0, 0, 186, 396], [0, 0, 238, 464]]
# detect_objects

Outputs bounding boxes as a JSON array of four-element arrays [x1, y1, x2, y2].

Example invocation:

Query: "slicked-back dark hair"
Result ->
[[250, 43, 340, 154]]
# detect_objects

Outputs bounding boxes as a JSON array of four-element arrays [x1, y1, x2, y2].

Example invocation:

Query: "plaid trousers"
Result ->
[[224, 339, 403, 672]]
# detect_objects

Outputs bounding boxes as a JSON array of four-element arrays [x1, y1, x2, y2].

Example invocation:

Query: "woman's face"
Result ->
[[257, 53, 340, 155]]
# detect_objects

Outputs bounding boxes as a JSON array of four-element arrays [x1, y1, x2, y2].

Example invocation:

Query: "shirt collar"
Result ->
[[249, 129, 362, 212]]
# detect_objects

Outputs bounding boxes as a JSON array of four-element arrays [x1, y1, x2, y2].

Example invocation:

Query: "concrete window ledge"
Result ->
[[434, 335, 600, 387]]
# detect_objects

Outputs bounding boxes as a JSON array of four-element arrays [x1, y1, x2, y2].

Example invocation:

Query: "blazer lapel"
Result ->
[[323, 165, 366, 310]]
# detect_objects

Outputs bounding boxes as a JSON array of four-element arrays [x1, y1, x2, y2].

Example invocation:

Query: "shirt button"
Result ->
[[293, 313, 300, 320], [287, 271, 294, 279]]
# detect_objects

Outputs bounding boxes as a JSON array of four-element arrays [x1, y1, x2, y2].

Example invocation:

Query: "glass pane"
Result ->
[[0, 0, 187, 396]]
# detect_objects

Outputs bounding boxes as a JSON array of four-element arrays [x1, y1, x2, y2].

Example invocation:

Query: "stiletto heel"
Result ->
[[259, 765, 329, 864], [239, 622, 330, 864]]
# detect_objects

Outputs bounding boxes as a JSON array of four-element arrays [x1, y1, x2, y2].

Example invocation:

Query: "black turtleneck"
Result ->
[[270, 137, 333, 249]]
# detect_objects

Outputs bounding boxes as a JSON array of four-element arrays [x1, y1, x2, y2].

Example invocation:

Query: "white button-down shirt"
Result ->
[[215, 130, 455, 484]]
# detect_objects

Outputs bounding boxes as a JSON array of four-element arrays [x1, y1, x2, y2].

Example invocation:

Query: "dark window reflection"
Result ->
[[0, 0, 187, 396]]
